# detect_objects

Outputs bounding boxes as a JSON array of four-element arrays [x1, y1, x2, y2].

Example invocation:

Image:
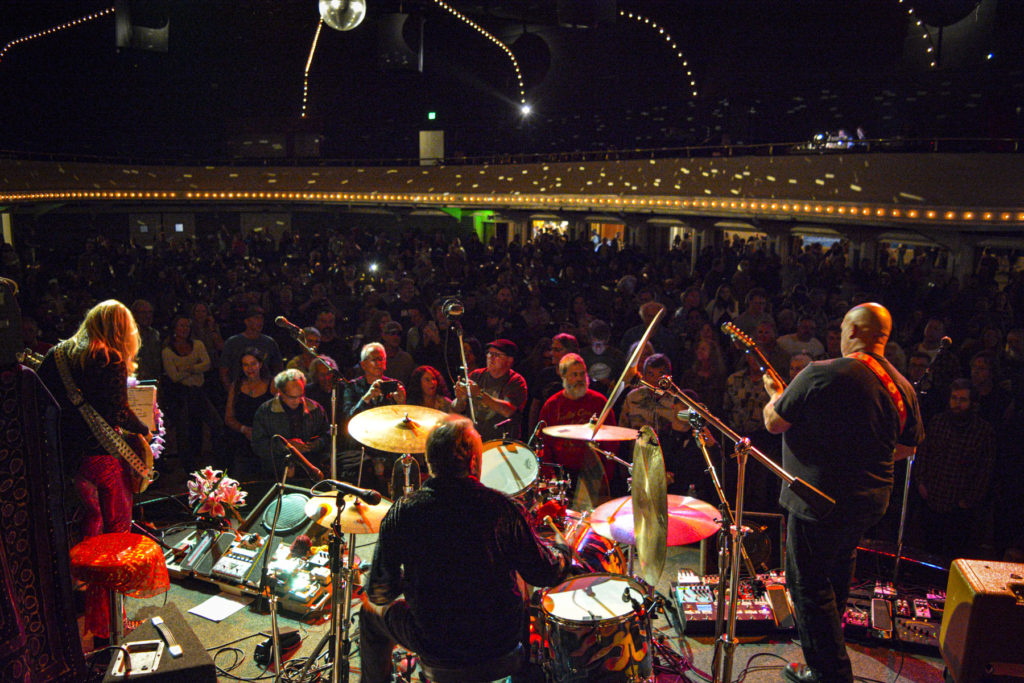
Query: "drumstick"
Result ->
[[497, 445, 527, 491], [543, 515, 587, 568]]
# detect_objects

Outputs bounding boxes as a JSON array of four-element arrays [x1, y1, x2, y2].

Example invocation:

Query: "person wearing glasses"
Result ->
[[251, 369, 329, 479], [452, 338, 527, 441]]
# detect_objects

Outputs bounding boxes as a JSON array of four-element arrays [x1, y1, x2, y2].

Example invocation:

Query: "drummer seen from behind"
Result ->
[[539, 353, 618, 508], [452, 338, 528, 441], [359, 416, 571, 683]]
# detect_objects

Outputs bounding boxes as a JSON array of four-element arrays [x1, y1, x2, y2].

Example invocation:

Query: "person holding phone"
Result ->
[[343, 342, 407, 493]]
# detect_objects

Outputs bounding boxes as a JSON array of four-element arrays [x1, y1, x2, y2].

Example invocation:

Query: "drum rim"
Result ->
[[540, 572, 646, 624], [479, 439, 541, 497]]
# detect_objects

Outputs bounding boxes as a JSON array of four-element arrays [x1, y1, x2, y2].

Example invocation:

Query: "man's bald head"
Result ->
[[841, 303, 892, 356]]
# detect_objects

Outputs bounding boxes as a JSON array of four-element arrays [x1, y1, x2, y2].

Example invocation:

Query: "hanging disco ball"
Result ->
[[319, 0, 367, 31]]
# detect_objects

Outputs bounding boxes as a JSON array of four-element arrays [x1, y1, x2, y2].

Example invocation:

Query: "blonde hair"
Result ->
[[67, 300, 141, 372]]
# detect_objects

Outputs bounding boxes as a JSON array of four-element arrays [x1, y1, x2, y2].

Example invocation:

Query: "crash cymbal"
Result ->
[[542, 423, 639, 442], [591, 494, 720, 547], [632, 426, 667, 587], [347, 404, 448, 453], [304, 493, 392, 534]]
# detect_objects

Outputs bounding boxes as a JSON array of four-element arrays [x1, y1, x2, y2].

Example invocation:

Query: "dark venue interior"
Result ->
[[2, 0, 1024, 681]]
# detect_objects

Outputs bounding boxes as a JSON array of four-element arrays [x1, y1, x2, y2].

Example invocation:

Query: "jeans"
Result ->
[[785, 509, 882, 683]]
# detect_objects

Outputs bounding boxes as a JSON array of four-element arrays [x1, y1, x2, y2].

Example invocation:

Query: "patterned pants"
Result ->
[[76, 455, 132, 637]]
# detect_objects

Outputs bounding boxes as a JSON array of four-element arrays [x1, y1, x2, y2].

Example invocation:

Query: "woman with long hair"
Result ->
[[161, 314, 223, 471], [37, 300, 152, 640], [406, 365, 453, 412], [224, 348, 274, 481]]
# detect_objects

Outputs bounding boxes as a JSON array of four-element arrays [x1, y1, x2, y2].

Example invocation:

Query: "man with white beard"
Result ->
[[539, 353, 617, 506]]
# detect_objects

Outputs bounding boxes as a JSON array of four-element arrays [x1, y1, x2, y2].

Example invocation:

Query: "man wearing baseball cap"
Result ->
[[452, 338, 528, 441]]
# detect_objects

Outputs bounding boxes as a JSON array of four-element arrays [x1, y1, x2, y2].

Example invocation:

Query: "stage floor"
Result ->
[[98, 535, 949, 683]]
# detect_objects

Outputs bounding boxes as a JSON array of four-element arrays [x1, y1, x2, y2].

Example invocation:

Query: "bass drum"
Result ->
[[540, 573, 653, 682]]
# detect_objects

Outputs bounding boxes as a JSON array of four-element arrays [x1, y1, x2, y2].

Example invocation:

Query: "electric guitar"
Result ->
[[721, 321, 788, 391]]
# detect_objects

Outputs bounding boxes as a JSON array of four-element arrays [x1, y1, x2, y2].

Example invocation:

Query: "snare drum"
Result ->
[[480, 439, 540, 498], [540, 573, 653, 682]]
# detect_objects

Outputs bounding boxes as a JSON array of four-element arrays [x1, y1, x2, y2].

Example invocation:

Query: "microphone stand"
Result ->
[[642, 376, 835, 683], [689, 412, 758, 645], [451, 315, 476, 422], [893, 337, 949, 585], [254, 455, 295, 682], [289, 331, 345, 480]]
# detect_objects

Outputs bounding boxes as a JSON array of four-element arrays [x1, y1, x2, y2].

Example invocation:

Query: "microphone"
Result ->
[[527, 420, 546, 450], [677, 403, 708, 422], [275, 316, 302, 336], [442, 299, 464, 317], [273, 434, 323, 481], [315, 479, 382, 506]]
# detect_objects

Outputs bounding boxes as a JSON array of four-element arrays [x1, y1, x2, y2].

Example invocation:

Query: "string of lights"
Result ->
[[301, 19, 325, 118], [0, 7, 114, 67], [619, 10, 697, 97], [898, 0, 938, 68], [429, 0, 528, 109]]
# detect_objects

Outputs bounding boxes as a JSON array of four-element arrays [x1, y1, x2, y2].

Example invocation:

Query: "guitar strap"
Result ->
[[849, 351, 907, 432], [53, 342, 155, 484]]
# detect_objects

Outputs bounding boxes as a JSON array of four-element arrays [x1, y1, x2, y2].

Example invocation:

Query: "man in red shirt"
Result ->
[[539, 353, 617, 507]]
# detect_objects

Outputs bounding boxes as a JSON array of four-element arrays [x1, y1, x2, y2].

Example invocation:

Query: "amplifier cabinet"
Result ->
[[940, 559, 1024, 682]]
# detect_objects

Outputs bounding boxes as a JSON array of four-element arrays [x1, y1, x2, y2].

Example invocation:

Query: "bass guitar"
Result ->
[[721, 321, 788, 391]]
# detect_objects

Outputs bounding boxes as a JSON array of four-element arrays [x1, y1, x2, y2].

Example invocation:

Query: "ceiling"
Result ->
[[0, 1, 1016, 159]]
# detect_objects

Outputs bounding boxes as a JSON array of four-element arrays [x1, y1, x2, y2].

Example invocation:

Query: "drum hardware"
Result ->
[[391, 453, 421, 498], [646, 374, 835, 683], [543, 515, 588, 569]]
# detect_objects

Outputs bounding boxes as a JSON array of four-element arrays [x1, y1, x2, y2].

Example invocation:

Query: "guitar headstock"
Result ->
[[721, 321, 756, 350]]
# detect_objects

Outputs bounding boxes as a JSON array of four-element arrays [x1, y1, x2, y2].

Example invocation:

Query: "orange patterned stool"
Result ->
[[70, 532, 170, 644]]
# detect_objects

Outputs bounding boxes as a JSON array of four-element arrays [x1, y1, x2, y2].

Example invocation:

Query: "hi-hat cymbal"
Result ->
[[591, 494, 719, 547], [347, 404, 448, 453], [632, 425, 667, 587], [542, 423, 639, 442], [304, 494, 393, 534]]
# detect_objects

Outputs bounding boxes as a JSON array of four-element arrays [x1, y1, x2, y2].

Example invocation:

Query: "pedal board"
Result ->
[[843, 586, 943, 652], [673, 571, 792, 635]]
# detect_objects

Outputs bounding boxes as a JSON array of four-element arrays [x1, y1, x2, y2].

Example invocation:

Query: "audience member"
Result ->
[[225, 349, 274, 480]]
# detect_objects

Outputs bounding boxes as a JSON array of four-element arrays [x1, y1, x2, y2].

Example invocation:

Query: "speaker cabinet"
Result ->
[[940, 559, 1024, 682], [103, 604, 215, 682]]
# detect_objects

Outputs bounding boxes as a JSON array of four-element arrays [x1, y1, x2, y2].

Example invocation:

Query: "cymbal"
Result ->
[[304, 494, 392, 534], [347, 404, 448, 453], [590, 494, 719, 547], [632, 426, 667, 587], [542, 423, 639, 442]]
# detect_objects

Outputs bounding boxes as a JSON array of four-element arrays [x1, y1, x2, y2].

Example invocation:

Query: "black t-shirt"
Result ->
[[773, 354, 924, 521]]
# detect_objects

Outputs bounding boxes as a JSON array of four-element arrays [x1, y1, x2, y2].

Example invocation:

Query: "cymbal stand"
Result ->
[[642, 376, 836, 683], [298, 458, 370, 682], [584, 441, 637, 574]]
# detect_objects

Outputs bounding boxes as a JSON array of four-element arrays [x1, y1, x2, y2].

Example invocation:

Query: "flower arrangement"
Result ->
[[187, 467, 248, 525]]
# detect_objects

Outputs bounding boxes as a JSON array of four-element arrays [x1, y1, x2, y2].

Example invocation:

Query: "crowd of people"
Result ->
[[6, 221, 1024, 566]]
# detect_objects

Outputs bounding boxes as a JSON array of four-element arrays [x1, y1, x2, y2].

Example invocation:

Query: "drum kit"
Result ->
[[319, 396, 722, 682]]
